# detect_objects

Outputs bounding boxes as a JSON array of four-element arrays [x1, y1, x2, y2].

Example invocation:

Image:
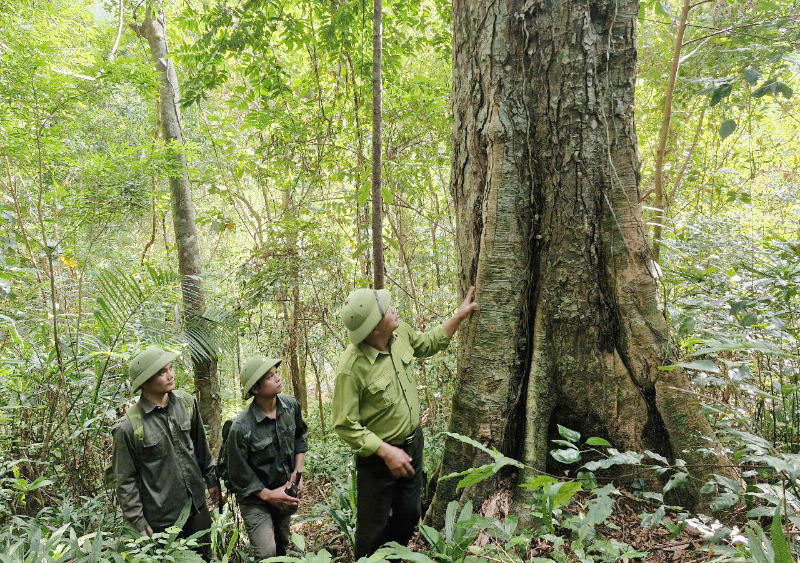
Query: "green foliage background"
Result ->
[[0, 0, 798, 560]]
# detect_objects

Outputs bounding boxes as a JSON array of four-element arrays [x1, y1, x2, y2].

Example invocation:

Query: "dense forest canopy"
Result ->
[[0, 0, 799, 561]]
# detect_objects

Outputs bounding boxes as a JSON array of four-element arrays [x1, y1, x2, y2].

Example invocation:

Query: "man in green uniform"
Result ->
[[225, 356, 308, 561], [333, 286, 477, 558], [112, 346, 221, 561]]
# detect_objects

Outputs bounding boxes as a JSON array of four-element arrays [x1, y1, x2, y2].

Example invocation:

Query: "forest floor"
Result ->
[[284, 478, 753, 562]]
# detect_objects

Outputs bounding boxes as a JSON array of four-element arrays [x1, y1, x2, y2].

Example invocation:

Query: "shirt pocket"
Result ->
[[401, 346, 417, 385], [250, 435, 276, 466], [178, 417, 194, 453], [141, 432, 168, 461], [365, 370, 395, 409]]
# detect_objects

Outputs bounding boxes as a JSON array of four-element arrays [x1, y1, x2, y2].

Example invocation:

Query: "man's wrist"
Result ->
[[375, 442, 392, 459]]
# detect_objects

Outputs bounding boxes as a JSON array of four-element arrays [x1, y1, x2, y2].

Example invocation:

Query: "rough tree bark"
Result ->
[[135, 3, 221, 451], [427, 0, 736, 526]]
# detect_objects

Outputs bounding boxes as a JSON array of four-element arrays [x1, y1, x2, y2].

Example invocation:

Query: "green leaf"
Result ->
[[719, 119, 737, 140], [551, 448, 582, 464], [675, 360, 720, 373], [291, 532, 305, 552], [771, 503, 793, 563], [557, 424, 581, 443], [586, 437, 611, 447], [584, 450, 644, 471], [710, 493, 739, 511], [455, 464, 493, 490], [644, 450, 669, 465], [752, 80, 793, 99], [663, 472, 688, 494], [709, 83, 732, 106], [382, 542, 437, 563], [444, 432, 496, 457], [520, 475, 558, 490], [551, 481, 582, 507], [743, 68, 760, 85], [655, 1, 674, 18]]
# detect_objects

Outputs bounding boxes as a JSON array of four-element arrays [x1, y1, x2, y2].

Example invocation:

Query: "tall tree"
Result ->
[[371, 0, 385, 289], [427, 0, 737, 525], [133, 2, 221, 451]]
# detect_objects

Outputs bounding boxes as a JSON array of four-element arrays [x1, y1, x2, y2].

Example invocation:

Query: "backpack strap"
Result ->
[[127, 391, 195, 454], [126, 402, 145, 455], [173, 389, 195, 424]]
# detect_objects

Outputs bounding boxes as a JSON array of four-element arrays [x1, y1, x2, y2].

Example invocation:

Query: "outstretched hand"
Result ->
[[444, 286, 478, 338], [457, 286, 478, 320]]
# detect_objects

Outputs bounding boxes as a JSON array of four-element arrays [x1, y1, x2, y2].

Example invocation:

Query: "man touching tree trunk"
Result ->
[[427, 0, 739, 526]]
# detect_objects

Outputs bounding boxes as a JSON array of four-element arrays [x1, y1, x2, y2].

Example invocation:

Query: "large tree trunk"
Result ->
[[137, 3, 221, 452], [427, 0, 736, 527]]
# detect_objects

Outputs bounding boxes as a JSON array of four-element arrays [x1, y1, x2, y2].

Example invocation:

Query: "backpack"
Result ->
[[216, 416, 250, 488], [104, 390, 195, 489]]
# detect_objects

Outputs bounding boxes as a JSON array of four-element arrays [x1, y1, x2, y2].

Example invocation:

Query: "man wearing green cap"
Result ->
[[112, 346, 220, 561], [224, 356, 308, 561], [333, 286, 477, 558]]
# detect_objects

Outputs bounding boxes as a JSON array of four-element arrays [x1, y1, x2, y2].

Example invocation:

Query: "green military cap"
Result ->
[[341, 288, 391, 344], [129, 346, 179, 392], [240, 355, 282, 397]]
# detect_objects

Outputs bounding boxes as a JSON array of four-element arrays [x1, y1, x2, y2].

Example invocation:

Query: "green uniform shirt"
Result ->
[[226, 394, 308, 502], [112, 392, 218, 532], [332, 322, 450, 456]]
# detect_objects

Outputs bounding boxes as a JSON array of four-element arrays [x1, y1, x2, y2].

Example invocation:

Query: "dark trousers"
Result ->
[[152, 503, 213, 562], [355, 427, 423, 559]]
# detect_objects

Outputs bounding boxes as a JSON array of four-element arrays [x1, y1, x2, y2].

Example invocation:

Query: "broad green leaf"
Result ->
[[520, 475, 558, 490], [719, 119, 737, 140], [444, 432, 496, 457], [586, 437, 611, 447], [674, 360, 720, 373], [550, 448, 581, 464], [644, 450, 669, 465], [584, 450, 643, 471], [557, 424, 581, 443], [709, 83, 732, 106], [455, 464, 493, 490], [743, 68, 760, 85], [551, 481, 582, 507], [752, 80, 793, 99], [771, 503, 793, 563], [663, 472, 688, 494]]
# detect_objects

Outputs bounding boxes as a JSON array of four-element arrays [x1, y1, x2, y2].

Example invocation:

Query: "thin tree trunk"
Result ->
[[371, 0, 384, 289], [135, 3, 221, 452], [303, 322, 326, 434], [346, 54, 371, 283], [668, 107, 705, 204], [428, 0, 737, 527], [652, 0, 692, 262], [281, 188, 307, 411], [387, 206, 433, 414]]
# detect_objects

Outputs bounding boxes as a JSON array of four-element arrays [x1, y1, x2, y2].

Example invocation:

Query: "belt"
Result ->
[[389, 429, 417, 447]]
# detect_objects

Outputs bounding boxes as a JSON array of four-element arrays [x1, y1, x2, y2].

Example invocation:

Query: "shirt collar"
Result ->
[[249, 395, 287, 422], [357, 336, 393, 365], [138, 392, 173, 414]]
